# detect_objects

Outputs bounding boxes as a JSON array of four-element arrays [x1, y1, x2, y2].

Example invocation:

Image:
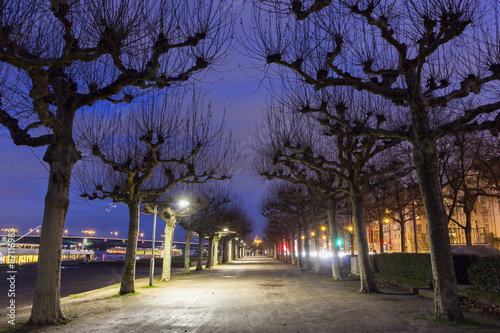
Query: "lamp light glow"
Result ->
[[178, 200, 190, 208]]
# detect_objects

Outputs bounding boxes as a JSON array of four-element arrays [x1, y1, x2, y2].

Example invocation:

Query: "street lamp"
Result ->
[[347, 225, 354, 255], [178, 200, 189, 208]]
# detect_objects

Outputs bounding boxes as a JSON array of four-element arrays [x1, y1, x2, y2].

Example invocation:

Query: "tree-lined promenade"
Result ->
[[3, 256, 499, 333], [1, 0, 500, 328]]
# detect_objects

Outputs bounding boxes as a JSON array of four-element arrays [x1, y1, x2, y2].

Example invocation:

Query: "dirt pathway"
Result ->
[[6, 256, 500, 332]]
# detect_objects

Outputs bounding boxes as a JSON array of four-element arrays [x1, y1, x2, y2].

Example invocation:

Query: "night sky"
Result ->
[[0, 2, 270, 242]]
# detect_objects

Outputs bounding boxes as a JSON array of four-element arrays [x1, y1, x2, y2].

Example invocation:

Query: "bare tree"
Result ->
[[440, 132, 500, 245], [142, 186, 194, 282], [253, 105, 347, 279], [75, 93, 236, 294], [0, 0, 234, 324], [249, 0, 500, 320], [253, 98, 408, 292], [260, 182, 303, 264]]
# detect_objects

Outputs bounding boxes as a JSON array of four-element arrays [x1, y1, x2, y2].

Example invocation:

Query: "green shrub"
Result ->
[[453, 254, 479, 284], [468, 256, 500, 294], [371, 253, 433, 283], [370, 253, 478, 285]]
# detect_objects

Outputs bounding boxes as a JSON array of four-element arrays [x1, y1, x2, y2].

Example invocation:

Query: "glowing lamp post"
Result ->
[[149, 199, 190, 286], [347, 225, 354, 255]]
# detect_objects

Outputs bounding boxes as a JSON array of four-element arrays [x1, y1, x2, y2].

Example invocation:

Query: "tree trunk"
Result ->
[[413, 141, 463, 320], [161, 222, 175, 281], [206, 235, 214, 269], [314, 233, 321, 273], [303, 221, 310, 269], [327, 199, 342, 280], [196, 230, 205, 271], [213, 236, 220, 266], [379, 218, 385, 253], [465, 211, 473, 246], [290, 230, 296, 265], [400, 217, 406, 253], [29, 139, 79, 324], [297, 224, 302, 267], [350, 189, 379, 293], [184, 229, 193, 274], [222, 238, 228, 263], [120, 200, 141, 294]]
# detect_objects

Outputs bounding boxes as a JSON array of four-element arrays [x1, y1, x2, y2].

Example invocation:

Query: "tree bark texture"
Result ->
[[184, 229, 193, 274], [314, 234, 321, 273], [214, 236, 220, 266], [206, 235, 214, 269], [29, 138, 79, 324], [161, 222, 175, 281], [297, 224, 302, 267], [120, 201, 141, 294], [302, 221, 310, 269], [413, 142, 463, 320], [465, 211, 473, 246], [327, 199, 342, 280], [290, 230, 296, 265], [379, 218, 385, 253], [196, 231, 205, 271], [350, 190, 379, 293]]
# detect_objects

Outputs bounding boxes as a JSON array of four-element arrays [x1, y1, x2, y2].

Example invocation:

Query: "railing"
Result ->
[[448, 227, 487, 245]]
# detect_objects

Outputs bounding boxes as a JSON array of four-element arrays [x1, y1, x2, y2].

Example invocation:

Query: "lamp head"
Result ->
[[178, 200, 190, 208]]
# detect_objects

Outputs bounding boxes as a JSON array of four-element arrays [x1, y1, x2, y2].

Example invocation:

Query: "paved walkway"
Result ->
[[29, 256, 500, 332]]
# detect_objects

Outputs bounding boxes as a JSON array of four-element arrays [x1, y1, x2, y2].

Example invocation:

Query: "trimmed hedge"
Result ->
[[371, 253, 432, 283], [370, 253, 479, 285], [468, 256, 500, 294]]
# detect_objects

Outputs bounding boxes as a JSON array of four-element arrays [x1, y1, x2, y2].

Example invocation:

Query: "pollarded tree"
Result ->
[[0, 0, 234, 324], [75, 93, 236, 294], [250, 0, 500, 320], [254, 98, 409, 292], [182, 184, 234, 270], [259, 182, 302, 264], [142, 187, 194, 282], [364, 182, 391, 253], [253, 105, 347, 279], [218, 202, 252, 263]]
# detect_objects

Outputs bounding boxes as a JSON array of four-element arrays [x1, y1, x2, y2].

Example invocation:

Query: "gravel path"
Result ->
[[7, 256, 500, 332]]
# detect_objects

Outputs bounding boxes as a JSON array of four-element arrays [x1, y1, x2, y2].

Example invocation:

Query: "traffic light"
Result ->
[[336, 238, 343, 246]]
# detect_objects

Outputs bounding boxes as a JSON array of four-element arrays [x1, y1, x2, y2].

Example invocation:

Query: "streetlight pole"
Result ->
[[149, 204, 157, 286]]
